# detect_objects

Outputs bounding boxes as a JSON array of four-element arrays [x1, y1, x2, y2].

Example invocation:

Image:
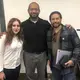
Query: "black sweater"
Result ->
[[21, 18, 50, 53]]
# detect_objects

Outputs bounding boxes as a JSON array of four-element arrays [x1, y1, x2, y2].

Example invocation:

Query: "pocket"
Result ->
[[61, 36, 72, 49]]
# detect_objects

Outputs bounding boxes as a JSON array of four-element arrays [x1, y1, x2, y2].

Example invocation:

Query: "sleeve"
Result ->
[[0, 35, 6, 72], [70, 28, 80, 64], [46, 21, 51, 29], [46, 28, 52, 61]]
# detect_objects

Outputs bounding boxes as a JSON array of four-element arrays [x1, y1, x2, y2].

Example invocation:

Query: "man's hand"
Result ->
[[65, 24, 72, 29], [64, 60, 74, 67], [0, 72, 5, 80]]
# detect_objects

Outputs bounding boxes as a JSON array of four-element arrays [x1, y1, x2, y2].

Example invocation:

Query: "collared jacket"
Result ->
[[47, 24, 80, 68]]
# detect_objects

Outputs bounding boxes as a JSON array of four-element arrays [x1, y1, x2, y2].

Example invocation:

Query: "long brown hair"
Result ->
[[5, 18, 23, 45]]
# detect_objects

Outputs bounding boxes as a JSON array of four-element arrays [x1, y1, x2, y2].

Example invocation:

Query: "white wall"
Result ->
[[3, 0, 80, 73], [3, 0, 80, 29]]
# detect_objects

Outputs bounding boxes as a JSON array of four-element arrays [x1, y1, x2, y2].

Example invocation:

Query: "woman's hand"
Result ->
[[0, 72, 5, 80]]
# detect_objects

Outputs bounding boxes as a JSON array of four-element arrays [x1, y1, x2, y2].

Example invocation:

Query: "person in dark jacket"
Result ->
[[47, 11, 80, 80]]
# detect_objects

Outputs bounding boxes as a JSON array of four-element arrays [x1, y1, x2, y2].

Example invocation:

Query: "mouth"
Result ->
[[54, 22, 58, 24], [14, 30, 19, 33], [15, 30, 18, 32], [53, 23, 59, 26], [32, 14, 37, 16], [13, 30, 19, 34]]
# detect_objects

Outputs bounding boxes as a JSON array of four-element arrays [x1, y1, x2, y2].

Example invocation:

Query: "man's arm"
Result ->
[[46, 27, 52, 63], [71, 28, 80, 62], [65, 28, 80, 67]]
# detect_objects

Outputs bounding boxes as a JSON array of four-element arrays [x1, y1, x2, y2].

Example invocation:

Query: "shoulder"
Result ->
[[0, 34, 6, 40], [21, 19, 29, 26], [0, 34, 6, 47], [39, 18, 51, 29], [62, 25, 77, 35], [39, 18, 50, 24]]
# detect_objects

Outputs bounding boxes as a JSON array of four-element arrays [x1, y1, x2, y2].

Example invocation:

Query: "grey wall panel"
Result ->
[[0, 0, 6, 32]]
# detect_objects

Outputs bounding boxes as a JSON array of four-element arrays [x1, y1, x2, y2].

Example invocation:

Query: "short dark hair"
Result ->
[[49, 11, 62, 21]]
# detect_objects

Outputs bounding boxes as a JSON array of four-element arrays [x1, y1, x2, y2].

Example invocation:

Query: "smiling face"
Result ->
[[5, 18, 22, 44], [28, 2, 40, 19], [50, 13, 62, 28], [12, 20, 20, 35]]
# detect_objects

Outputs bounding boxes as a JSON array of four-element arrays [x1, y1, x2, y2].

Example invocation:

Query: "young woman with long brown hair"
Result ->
[[0, 18, 23, 80]]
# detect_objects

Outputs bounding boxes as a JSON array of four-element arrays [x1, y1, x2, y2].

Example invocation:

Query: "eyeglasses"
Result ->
[[29, 8, 39, 11], [12, 25, 20, 27]]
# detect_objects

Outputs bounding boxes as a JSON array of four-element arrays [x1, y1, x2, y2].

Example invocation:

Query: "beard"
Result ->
[[52, 22, 61, 28], [30, 14, 39, 19]]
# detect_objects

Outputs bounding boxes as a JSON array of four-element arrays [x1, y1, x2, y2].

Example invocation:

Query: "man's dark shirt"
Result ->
[[21, 18, 50, 53]]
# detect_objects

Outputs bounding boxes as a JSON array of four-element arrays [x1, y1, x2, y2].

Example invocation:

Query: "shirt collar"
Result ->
[[28, 17, 40, 23]]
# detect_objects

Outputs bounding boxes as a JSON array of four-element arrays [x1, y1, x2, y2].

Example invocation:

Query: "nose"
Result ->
[[54, 19, 57, 22]]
